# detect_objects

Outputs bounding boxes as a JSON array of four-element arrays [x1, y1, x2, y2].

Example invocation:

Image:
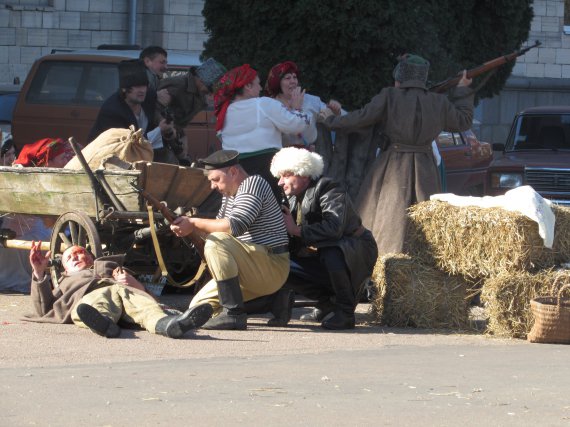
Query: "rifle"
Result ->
[[429, 40, 541, 93], [130, 183, 206, 259]]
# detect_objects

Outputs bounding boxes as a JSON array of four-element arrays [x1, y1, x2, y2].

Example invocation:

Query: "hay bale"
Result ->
[[371, 253, 472, 329], [407, 201, 570, 278], [481, 269, 570, 339]]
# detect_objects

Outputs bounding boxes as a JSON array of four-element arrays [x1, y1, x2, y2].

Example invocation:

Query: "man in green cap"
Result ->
[[170, 150, 293, 330], [320, 53, 473, 256]]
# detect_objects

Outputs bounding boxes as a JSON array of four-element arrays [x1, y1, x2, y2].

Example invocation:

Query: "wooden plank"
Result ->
[[164, 167, 211, 209], [0, 166, 140, 216]]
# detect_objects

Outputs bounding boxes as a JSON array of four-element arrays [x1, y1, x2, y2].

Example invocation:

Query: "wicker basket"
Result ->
[[528, 277, 570, 344]]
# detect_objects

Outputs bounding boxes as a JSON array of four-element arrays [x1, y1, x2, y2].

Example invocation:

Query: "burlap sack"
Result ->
[[65, 125, 153, 170]]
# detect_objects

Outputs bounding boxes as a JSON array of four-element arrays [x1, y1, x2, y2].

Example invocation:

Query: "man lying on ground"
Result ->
[[24, 242, 212, 338]]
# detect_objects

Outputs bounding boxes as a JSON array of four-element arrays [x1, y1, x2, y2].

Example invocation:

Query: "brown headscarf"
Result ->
[[213, 64, 258, 133], [264, 61, 299, 98]]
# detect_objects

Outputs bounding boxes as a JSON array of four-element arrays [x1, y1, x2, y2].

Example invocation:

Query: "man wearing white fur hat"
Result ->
[[271, 147, 378, 330]]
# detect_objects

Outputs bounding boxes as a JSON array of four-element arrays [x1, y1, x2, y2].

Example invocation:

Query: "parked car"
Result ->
[[11, 48, 220, 161], [436, 129, 493, 196], [485, 106, 570, 206]]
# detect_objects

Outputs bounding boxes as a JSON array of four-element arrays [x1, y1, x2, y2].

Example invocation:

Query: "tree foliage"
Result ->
[[202, 0, 533, 109]]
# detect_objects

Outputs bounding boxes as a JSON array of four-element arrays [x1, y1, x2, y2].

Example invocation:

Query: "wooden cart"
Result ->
[[0, 161, 215, 287]]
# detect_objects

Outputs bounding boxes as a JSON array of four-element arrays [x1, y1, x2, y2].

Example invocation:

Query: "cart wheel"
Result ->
[[50, 211, 102, 286]]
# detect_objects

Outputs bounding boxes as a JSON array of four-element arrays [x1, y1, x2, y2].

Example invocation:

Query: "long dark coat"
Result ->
[[290, 177, 378, 289], [325, 80, 474, 255]]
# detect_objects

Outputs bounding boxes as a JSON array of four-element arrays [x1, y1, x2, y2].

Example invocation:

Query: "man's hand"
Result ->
[[281, 206, 301, 237], [327, 99, 342, 115], [157, 88, 172, 107], [29, 240, 50, 280], [457, 70, 472, 87], [112, 267, 146, 292], [170, 216, 194, 237], [317, 107, 335, 122]]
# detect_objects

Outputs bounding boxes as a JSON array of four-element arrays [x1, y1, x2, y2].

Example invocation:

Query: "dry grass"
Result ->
[[407, 201, 570, 279], [371, 253, 473, 329], [481, 269, 570, 339]]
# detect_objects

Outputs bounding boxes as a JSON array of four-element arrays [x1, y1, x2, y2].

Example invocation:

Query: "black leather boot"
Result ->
[[155, 303, 214, 338], [321, 270, 356, 330], [202, 277, 247, 330], [76, 303, 121, 338], [267, 288, 294, 327]]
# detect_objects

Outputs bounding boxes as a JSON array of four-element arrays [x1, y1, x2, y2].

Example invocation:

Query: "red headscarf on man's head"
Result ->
[[213, 64, 258, 133], [264, 61, 299, 98], [13, 137, 71, 167]]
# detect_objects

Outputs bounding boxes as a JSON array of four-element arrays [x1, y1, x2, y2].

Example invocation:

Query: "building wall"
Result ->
[[0, 0, 208, 85], [478, 0, 570, 145]]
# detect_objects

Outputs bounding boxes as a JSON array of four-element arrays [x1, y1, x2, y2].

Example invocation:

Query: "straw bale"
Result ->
[[407, 201, 570, 278], [371, 253, 471, 329], [481, 269, 570, 339]]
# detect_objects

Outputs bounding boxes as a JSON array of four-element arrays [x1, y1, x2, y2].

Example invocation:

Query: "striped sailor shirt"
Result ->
[[217, 175, 288, 248]]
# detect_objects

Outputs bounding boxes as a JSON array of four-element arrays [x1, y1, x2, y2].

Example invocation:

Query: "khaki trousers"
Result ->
[[190, 232, 289, 312], [70, 284, 167, 334]]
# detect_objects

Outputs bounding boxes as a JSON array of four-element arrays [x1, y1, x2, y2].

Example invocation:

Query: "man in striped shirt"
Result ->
[[170, 150, 293, 330]]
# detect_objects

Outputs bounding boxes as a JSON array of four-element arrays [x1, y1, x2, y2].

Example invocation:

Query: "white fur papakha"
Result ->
[[270, 146, 324, 179]]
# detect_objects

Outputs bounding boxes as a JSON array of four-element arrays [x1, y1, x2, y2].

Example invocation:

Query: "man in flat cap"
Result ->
[[271, 147, 378, 330], [88, 59, 176, 153], [170, 150, 293, 330]]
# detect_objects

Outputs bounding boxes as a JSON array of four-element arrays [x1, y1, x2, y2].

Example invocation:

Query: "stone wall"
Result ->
[[0, 0, 208, 85]]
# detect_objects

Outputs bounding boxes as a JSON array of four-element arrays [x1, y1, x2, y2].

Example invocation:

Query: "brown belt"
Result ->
[[389, 143, 431, 153]]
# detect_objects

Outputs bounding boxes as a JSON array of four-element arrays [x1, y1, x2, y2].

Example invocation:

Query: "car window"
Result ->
[[511, 114, 570, 150], [26, 61, 118, 106]]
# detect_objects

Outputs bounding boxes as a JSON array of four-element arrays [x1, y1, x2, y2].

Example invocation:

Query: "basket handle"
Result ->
[[551, 272, 570, 295], [558, 283, 570, 307]]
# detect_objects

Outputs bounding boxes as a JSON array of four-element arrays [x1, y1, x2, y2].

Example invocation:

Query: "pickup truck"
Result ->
[[11, 49, 221, 161], [485, 106, 570, 206]]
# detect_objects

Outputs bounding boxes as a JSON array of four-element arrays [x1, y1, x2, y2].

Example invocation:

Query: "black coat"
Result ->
[[290, 177, 378, 289], [88, 90, 157, 143]]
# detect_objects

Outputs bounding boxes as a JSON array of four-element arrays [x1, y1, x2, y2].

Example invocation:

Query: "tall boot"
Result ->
[[300, 299, 334, 322], [155, 303, 214, 338], [321, 270, 356, 330], [244, 288, 294, 327], [76, 303, 121, 338], [202, 276, 247, 330]]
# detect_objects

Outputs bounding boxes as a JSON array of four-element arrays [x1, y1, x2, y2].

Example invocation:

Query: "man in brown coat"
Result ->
[[26, 242, 212, 338], [321, 54, 473, 255]]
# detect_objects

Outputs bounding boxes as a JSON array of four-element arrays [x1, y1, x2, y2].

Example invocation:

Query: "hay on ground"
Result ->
[[481, 269, 570, 339], [407, 201, 570, 279], [371, 253, 473, 329]]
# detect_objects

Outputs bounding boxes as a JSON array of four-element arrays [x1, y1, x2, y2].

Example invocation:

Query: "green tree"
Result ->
[[202, 0, 533, 109]]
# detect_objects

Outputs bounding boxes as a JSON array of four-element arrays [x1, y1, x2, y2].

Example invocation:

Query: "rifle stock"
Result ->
[[130, 183, 206, 259], [429, 40, 541, 93]]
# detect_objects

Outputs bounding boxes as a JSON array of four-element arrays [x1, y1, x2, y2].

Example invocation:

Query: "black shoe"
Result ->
[[202, 311, 247, 330], [76, 303, 121, 338], [155, 303, 214, 338], [321, 311, 355, 330], [300, 307, 333, 322], [267, 289, 294, 327]]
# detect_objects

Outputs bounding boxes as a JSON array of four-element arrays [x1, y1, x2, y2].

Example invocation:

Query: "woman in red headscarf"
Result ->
[[213, 64, 310, 200], [265, 61, 343, 149], [13, 137, 75, 168]]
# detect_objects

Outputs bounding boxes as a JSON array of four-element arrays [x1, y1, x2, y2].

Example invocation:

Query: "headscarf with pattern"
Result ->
[[264, 61, 299, 98], [13, 137, 72, 167], [213, 64, 258, 133]]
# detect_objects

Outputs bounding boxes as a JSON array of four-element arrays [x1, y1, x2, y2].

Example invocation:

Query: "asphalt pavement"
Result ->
[[1, 292, 569, 426]]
